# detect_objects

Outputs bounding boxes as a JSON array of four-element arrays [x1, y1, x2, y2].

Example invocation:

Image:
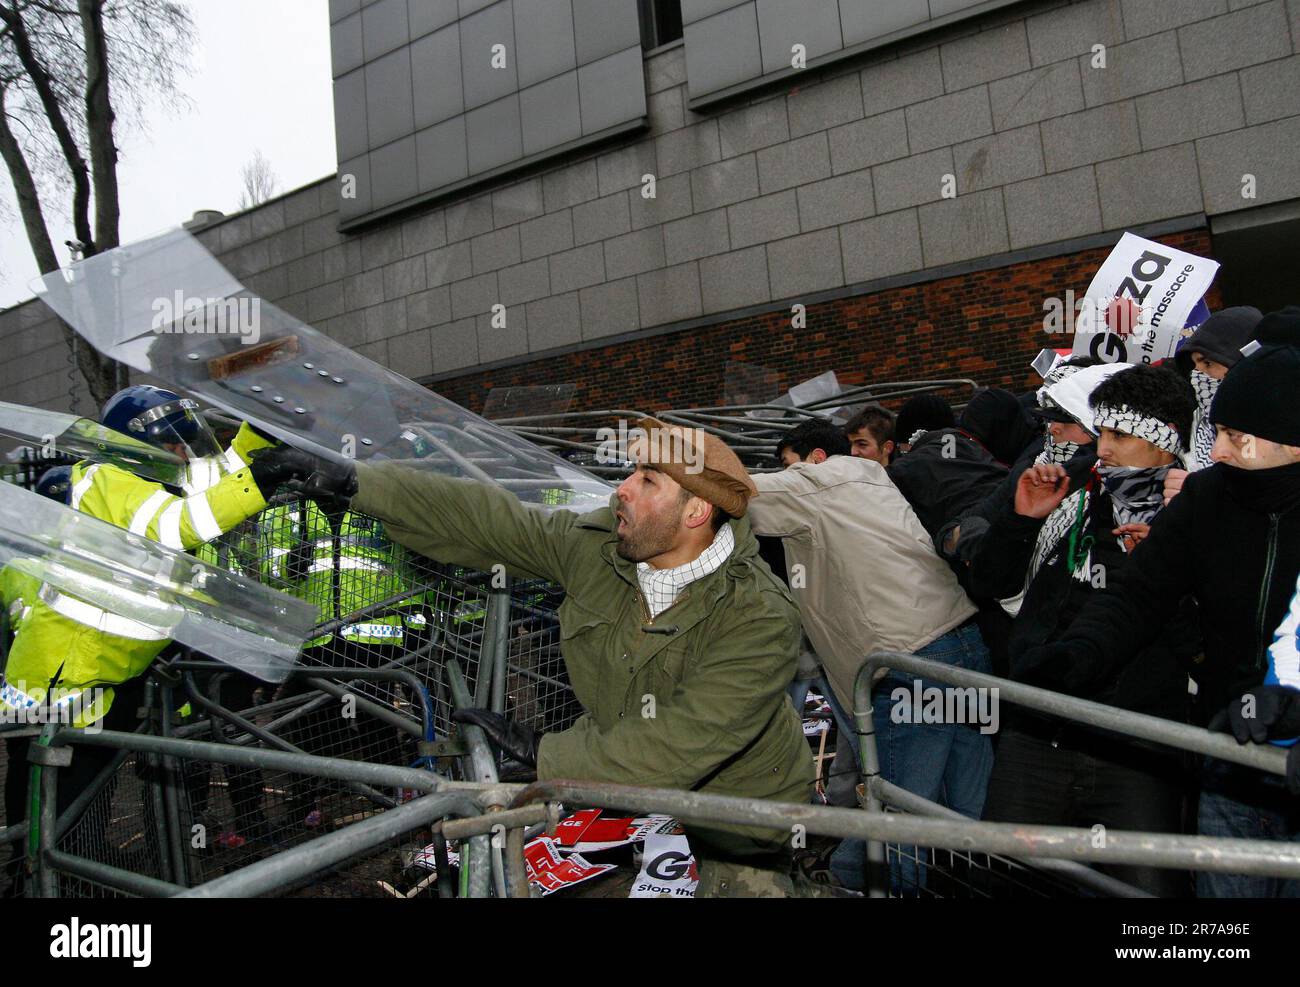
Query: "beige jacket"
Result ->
[[748, 455, 977, 714]]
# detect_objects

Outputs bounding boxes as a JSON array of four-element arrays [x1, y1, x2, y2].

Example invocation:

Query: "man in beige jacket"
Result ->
[[747, 419, 994, 891]]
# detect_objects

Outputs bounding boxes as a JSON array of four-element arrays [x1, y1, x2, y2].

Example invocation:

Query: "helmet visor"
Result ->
[[128, 399, 222, 461]]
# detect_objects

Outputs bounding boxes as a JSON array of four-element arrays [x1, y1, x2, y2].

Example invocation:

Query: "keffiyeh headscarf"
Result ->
[[1036, 433, 1081, 466], [1097, 463, 1172, 527], [1034, 361, 1090, 465], [1092, 403, 1184, 456], [1031, 486, 1092, 583], [1188, 369, 1220, 471]]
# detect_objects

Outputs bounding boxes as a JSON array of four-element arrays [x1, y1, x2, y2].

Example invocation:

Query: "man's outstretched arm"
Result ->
[[351, 462, 585, 586]]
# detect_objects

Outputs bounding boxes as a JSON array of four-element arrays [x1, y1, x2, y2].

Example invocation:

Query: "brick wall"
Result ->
[[434, 226, 1219, 415]]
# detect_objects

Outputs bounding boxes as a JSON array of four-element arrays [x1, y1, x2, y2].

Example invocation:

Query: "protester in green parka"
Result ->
[[254, 417, 817, 894]]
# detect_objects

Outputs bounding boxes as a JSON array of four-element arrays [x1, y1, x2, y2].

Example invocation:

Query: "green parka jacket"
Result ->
[[351, 463, 813, 857]]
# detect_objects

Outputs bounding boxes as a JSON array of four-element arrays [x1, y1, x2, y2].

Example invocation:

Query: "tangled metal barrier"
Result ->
[[4, 382, 1297, 897], [0, 485, 583, 898], [490, 379, 978, 471], [8, 624, 1300, 898]]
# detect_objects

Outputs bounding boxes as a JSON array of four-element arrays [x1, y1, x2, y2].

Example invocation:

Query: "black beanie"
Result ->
[[1253, 305, 1300, 348], [1174, 305, 1263, 374], [1210, 309, 1300, 446], [895, 394, 955, 445]]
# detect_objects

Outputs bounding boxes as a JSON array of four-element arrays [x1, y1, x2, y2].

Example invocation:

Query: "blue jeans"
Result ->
[[788, 675, 859, 763], [789, 675, 860, 806], [831, 621, 995, 893], [1197, 757, 1300, 898]]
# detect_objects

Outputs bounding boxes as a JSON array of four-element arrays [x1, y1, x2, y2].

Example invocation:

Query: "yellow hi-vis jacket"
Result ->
[[0, 424, 272, 727]]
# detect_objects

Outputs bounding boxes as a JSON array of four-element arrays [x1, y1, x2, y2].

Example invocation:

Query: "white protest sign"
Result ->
[[1071, 233, 1218, 365], [629, 832, 698, 899]]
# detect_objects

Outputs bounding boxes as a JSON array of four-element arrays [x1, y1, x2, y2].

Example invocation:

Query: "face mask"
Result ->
[[1188, 370, 1221, 471], [1036, 434, 1079, 466], [1190, 369, 1220, 413], [1097, 463, 1172, 527]]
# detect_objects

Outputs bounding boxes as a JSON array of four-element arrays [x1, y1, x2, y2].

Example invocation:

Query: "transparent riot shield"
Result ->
[[34, 228, 614, 511], [0, 399, 186, 487], [0, 482, 315, 681]]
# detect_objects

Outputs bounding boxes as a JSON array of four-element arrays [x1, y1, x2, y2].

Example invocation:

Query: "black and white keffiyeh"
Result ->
[[1035, 434, 1081, 466], [1188, 369, 1220, 471], [1097, 463, 1171, 527], [1030, 487, 1092, 583], [1034, 360, 1088, 417], [1029, 464, 1170, 584], [1092, 402, 1183, 456]]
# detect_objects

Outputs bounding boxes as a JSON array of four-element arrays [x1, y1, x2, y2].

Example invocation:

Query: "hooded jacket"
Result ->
[[350, 463, 813, 858], [959, 388, 1041, 466]]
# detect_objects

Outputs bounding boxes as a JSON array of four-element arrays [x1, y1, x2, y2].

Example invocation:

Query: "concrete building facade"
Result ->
[[4, 0, 1300, 417]]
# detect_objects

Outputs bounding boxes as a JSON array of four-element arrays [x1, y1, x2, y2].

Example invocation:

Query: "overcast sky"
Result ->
[[0, 0, 337, 310]]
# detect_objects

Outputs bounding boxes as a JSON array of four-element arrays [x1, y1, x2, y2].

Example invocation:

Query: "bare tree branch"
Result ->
[[238, 147, 278, 210], [0, 0, 194, 405], [1, 0, 95, 251]]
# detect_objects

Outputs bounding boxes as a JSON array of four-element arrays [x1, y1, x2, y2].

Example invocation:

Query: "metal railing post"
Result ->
[[447, 657, 504, 896], [851, 672, 888, 899], [487, 578, 511, 715], [141, 682, 175, 885], [159, 684, 190, 887], [36, 747, 60, 898]]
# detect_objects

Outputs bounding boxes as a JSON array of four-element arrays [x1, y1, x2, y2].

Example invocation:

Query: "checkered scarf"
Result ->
[[1097, 463, 1171, 527], [636, 523, 735, 619], [1092, 402, 1183, 456], [1035, 434, 1081, 466], [1030, 464, 1169, 583], [1188, 370, 1220, 472], [1031, 487, 1093, 584]]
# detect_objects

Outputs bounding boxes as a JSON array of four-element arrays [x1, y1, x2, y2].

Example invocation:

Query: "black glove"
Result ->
[[452, 708, 539, 768], [1010, 641, 1076, 690], [248, 446, 358, 502], [1209, 685, 1300, 745]]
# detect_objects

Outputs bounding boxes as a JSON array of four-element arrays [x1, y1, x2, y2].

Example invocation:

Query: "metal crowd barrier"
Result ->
[[8, 637, 1300, 898], [851, 651, 1295, 898], [0, 497, 586, 899], [658, 378, 979, 468], [6, 390, 1297, 898]]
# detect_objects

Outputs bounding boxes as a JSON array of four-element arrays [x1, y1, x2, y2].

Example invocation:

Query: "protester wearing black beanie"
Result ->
[[894, 394, 955, 449], [1210, 306, 1300, 447]]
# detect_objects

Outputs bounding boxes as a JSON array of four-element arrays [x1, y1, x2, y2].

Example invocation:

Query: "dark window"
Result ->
[[638, 0, 683, 49]]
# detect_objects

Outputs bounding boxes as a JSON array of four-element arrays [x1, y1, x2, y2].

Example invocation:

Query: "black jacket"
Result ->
[[1026, 462, 1300, 721], [886, 429, 1010, 539], [968, 471, 1198, 724]]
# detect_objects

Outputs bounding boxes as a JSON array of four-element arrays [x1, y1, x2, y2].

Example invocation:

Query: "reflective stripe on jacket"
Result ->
[[259, 501, 422, 647], [0, 424, 271, 726]]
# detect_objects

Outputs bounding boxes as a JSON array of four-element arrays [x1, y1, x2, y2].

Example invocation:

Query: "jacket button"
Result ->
[[619, 712, 625, 719]]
